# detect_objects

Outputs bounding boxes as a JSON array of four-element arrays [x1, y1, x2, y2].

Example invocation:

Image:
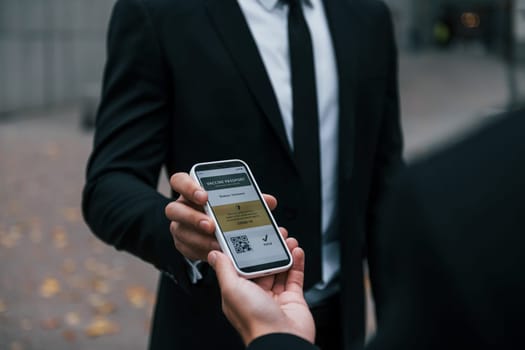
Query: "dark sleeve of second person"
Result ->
[[365, 168, 470, 350], [82, 0, 190, 290], [246, 334, 319, 350]]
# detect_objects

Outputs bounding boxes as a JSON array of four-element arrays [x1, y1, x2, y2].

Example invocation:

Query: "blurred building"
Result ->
[[1, 0, 524, 115], [516, 0, 525, 59], [0, 0, 116, 114], [386, 0, 525, 60]]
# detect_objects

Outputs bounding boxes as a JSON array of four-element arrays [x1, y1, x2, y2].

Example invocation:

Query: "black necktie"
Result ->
[[286, 0, 322, 285]]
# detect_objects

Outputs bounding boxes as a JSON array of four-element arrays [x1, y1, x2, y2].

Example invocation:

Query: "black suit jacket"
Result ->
[[82, 0, 402, 349], [247, 110, 525, 350]]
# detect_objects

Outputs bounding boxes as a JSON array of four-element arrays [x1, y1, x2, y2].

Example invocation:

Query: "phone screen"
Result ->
[[194, 162, 290, 273]]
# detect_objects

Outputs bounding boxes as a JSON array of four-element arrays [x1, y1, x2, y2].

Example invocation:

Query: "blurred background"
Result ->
[[1, 0, 524, 349]]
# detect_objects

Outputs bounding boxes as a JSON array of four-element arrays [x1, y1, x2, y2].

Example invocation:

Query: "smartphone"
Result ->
[[190, 159, 292, 278]]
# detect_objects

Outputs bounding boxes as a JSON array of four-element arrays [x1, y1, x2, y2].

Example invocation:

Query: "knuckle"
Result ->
[[171, 172, 185, 183], [169, 202, 192, 223], [190, 211, 203, 228], [173, 237, 190, 257], [170, 172, 189, 191], [208, 238, 219, 252], [173, 226, 187, 242], [165, 202, 177, 219]]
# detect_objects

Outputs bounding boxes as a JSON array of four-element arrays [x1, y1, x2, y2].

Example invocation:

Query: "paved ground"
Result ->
[[0, 49, 523, 350], [0, 107, 159, 350], [399, 48, 523, 159]]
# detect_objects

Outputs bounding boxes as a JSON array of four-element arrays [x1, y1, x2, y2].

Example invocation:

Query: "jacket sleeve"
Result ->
[[82, 0, 191, 291], [365, 1, 405, 314], [247, 334, 318, 350]]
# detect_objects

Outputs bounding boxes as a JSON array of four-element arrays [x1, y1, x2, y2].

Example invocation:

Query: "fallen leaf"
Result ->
[[30, 217, 41, 226], [64, 312, 80, 327], [40, 278, 61, 298], [0, 227, 21, 248], [40, 318, 61, 330], [52, 227, 68, 249], [0, 299, 6, 313], [84, 317, 120, 337], [126, 286, 149, 309], [147, 292, 156, 306], [63, 207, 81, 223], [94, 301, 116, 315], [88, 294, 116, 315], [62, 329, 77, 342], [10, 341, 23, 350], [0, 236, 16, 248]]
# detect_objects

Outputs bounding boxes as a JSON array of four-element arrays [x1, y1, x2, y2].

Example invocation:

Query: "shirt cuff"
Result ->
[[184, 257, 204, 284]]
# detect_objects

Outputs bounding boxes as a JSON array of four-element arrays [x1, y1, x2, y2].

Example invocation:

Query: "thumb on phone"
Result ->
[[208, 250, 238, 292]]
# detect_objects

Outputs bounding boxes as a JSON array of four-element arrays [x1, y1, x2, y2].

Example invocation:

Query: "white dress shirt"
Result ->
[[186, 0, 341, 294], [237, 0, 340, 291]]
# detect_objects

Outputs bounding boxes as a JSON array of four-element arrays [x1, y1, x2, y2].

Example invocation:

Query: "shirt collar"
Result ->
[[257, 0, 314, 11]]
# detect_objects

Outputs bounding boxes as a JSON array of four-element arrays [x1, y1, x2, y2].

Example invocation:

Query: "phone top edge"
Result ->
[[191, 159, 247, 172]]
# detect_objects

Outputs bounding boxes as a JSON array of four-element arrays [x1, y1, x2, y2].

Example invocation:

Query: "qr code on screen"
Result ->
[[230, 235, 252, 254]]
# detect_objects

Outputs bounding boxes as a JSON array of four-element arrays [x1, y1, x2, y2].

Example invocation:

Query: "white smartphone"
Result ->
[[190, 159, 293, 278]]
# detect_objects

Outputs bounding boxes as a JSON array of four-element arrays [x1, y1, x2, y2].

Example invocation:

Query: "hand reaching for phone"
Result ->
[[165, 172, 279, 261], [208, 238, 315, 346]]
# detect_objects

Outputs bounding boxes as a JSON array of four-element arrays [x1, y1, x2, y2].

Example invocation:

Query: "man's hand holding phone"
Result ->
[[165, 172, 279, 262], [189, 160, 292, 278]]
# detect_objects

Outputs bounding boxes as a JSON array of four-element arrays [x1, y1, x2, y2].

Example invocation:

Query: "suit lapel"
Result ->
[[322, 0, 356, 181], [206, 0, 356, 175], [206, 0, 293, 160]]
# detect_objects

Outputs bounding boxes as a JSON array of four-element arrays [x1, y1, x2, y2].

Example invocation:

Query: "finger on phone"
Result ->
[[285, 247, 305, 294], [170, 172, 208, 205], [208, 250, 238, 292], [278, 227, 289, 240], [285, 237, 298, 252], [165, 201, 214, 234], [262, 194, 277, 211], [172, 224, 220, 260]]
